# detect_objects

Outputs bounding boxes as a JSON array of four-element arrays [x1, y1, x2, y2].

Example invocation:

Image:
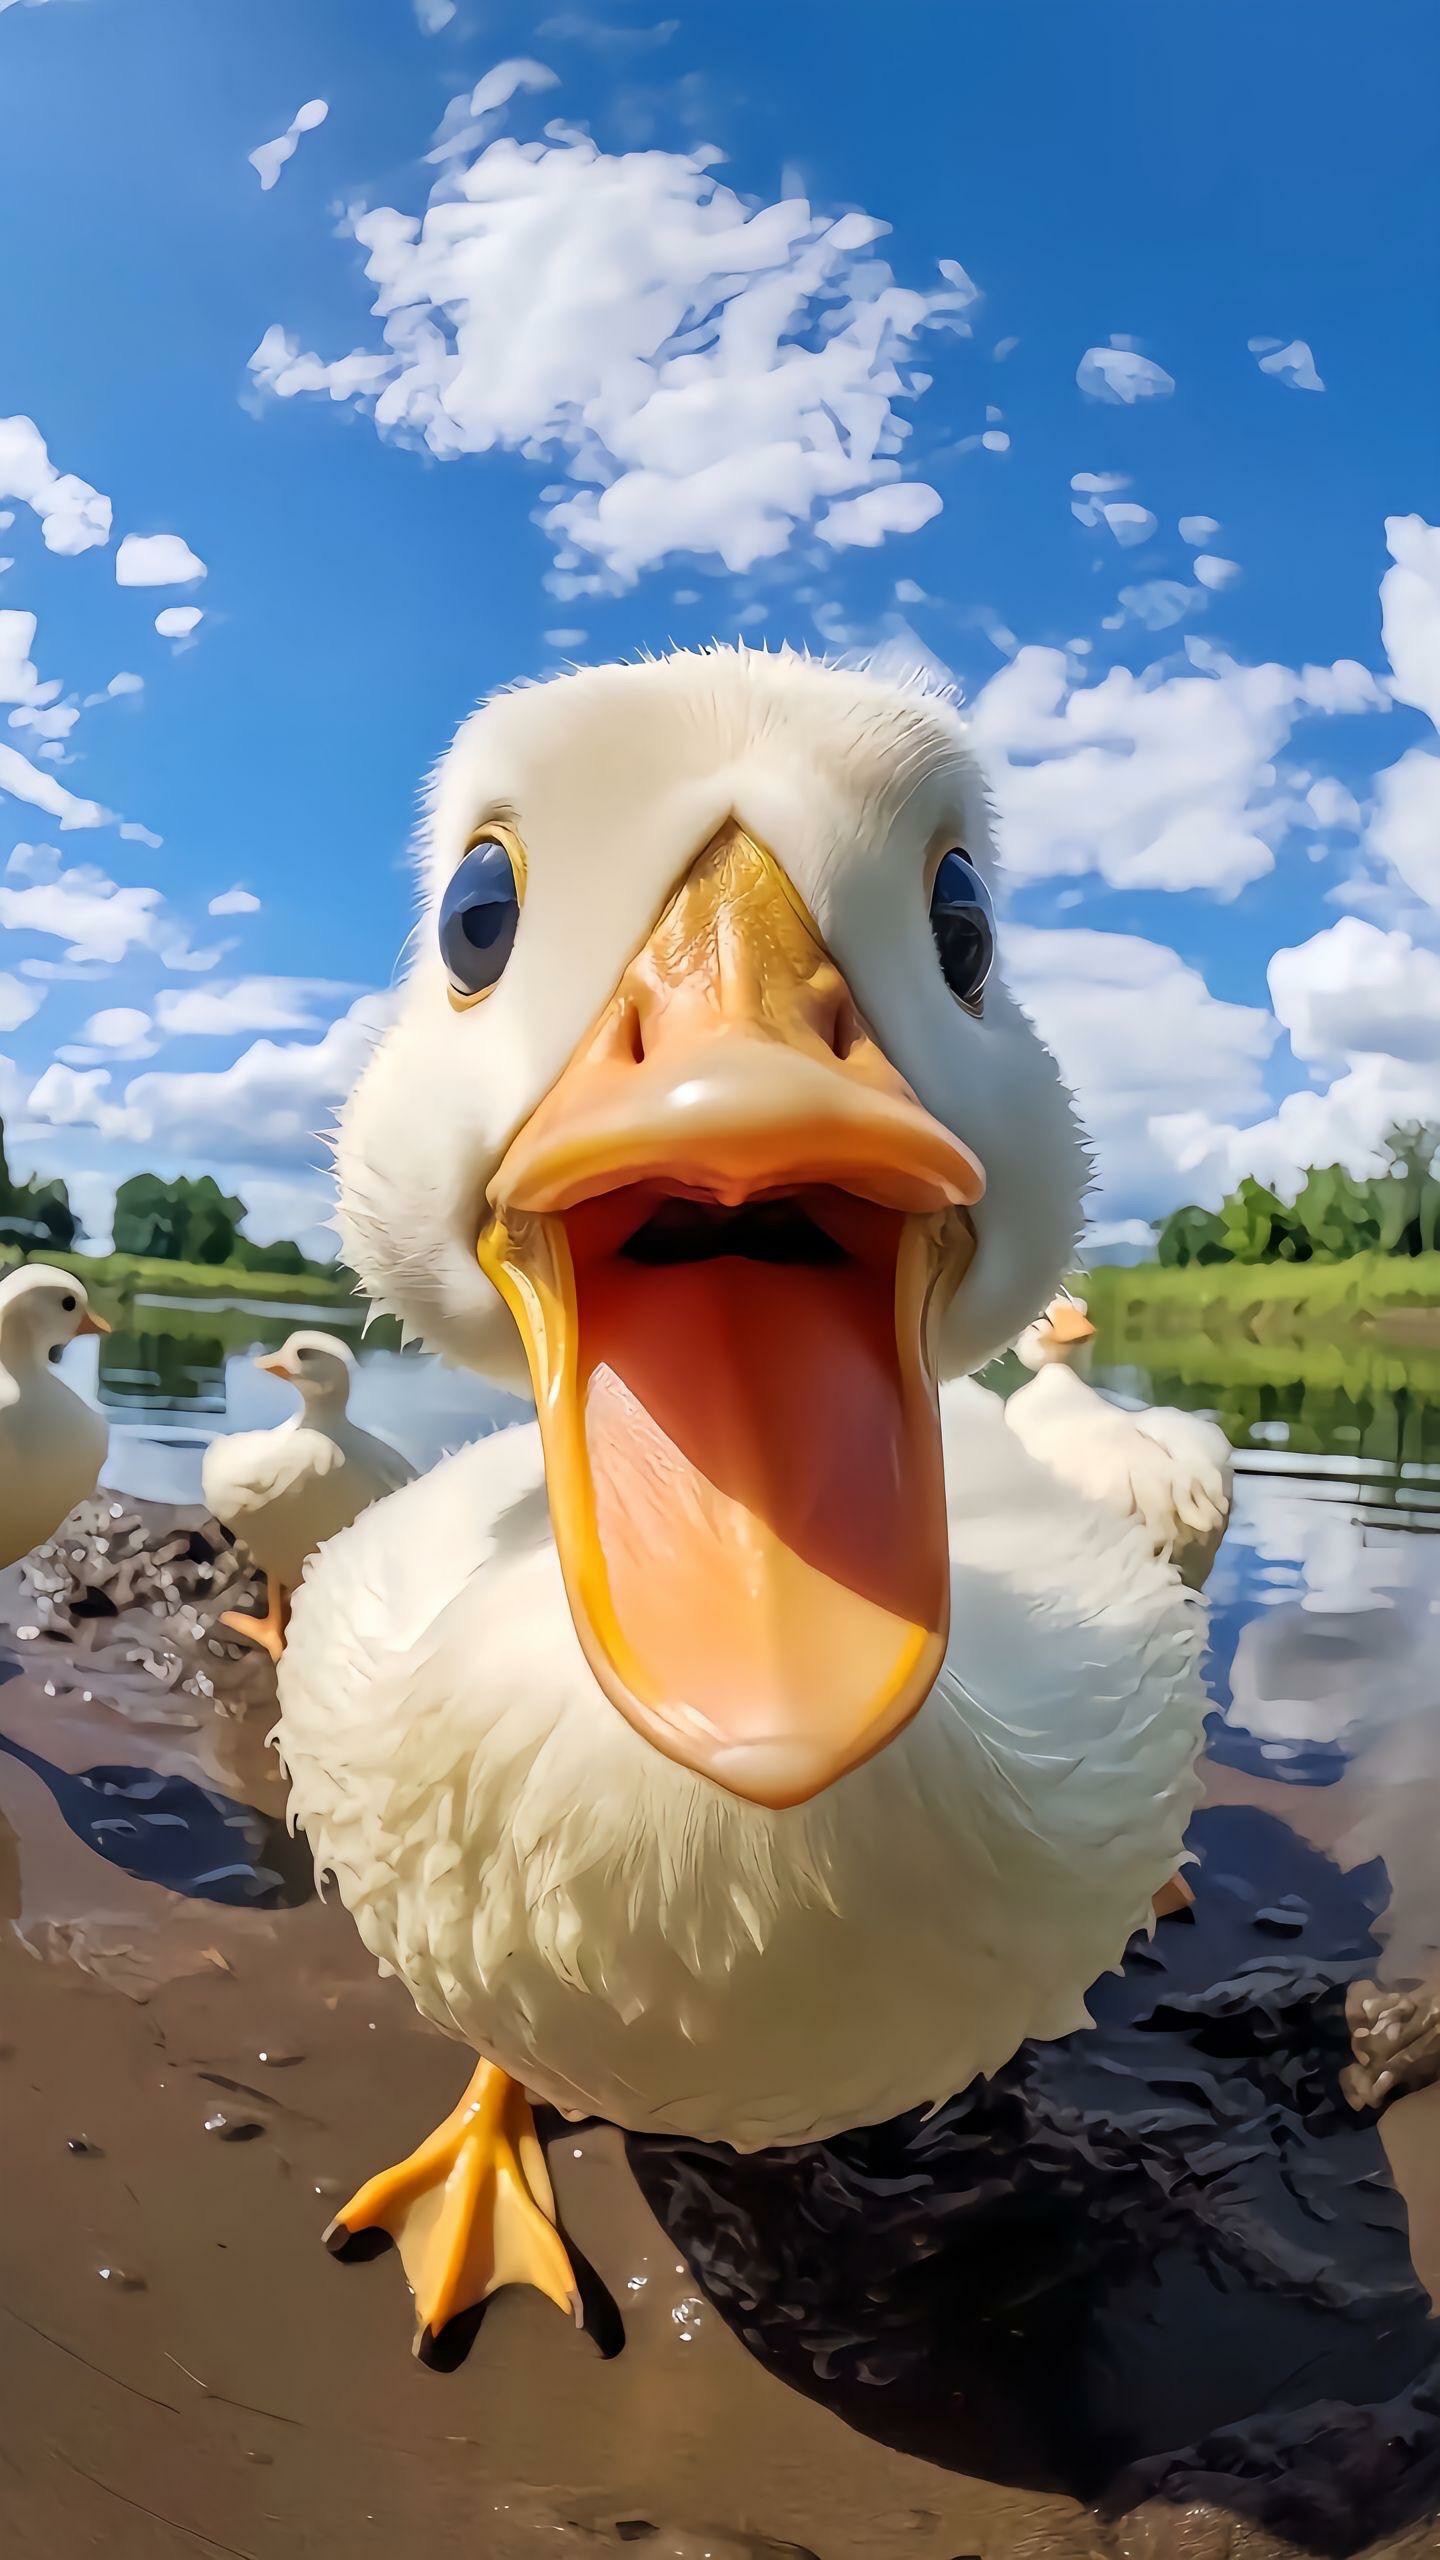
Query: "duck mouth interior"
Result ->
[[511, 1176, 954, 1804], [617, 1191, 847, 1269]]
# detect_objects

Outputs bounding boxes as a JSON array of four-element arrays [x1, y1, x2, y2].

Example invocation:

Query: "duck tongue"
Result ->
[[553, 1208, 952, 1807]]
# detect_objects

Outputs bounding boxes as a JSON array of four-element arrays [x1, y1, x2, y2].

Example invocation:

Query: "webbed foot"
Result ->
[[324, 2059, 580, 2353]]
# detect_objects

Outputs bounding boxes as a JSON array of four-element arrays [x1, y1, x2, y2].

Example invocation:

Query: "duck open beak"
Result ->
[[255, 1351, 298, 1382], [480, 824, 984, 1809]]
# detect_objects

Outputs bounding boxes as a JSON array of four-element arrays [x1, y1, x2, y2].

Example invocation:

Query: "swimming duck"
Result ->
[[202, 1331, 414, 1659], [1006, 1295, 1233, 1590], [277, 648, 1207, 2355], [0, 1263, 109, 1568]]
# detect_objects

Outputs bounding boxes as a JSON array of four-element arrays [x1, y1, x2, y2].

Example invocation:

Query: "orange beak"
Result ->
[[255, 1351, 298, 1382], [77, 1308, 110, 1336], [480, 824, 984, 1809], [1046, 1299, 1095, 1345]]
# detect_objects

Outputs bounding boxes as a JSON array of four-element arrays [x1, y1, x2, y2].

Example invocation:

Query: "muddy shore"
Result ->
[[3, 1498, 1439, 2560]]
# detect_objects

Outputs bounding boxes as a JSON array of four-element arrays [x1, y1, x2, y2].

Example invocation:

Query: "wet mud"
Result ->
[[2, 1495, 1439, 2560]]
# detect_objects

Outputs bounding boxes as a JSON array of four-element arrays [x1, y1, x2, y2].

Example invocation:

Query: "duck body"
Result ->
[[274, 647, 1212, 2343], [277, 1377, 1204, 2149], [1007, 1353, 1233, 1591], [202, 1331, 415, 1593], [0, 1266, 109, 1568]]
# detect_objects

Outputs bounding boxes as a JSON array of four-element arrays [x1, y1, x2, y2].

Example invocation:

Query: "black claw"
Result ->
[[414, 2302, 487, 2372], [323, 2217, 392, 2263]]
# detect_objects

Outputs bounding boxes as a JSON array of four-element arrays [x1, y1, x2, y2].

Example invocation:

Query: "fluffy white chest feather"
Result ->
[[275, 1381, 1205, 2149], [0, 1363, 108, 1568]]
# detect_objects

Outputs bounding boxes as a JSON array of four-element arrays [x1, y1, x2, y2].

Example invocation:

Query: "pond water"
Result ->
[[55, 1292, 529, 1504]]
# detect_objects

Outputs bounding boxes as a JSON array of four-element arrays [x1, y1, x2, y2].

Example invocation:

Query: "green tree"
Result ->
[[0, 1113, 78, 1252], [1290, 1163, 1381, 1261], [1155, 1204, 1231, 1267], [1217, 1176, 1302, 1262]]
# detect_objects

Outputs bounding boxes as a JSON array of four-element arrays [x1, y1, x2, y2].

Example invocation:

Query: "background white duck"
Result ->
[[0, 1263, 109, 1568], [202, 1329, 414, 1659], [277, 647, 1207, 2356], [1006, 1294, 1234, 1590]]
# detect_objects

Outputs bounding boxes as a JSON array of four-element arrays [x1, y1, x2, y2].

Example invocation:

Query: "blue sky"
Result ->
[[1, 0, 1437, 1250]]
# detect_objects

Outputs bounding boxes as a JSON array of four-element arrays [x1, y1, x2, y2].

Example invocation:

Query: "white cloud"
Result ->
[[1076, 344, 1174, 406], [1306, 776, 1361, 832], [207, 885, 260, 915], [0, 852, 210, 970], [78, 1005, 156, 1060], [250, 97, 328, 191], [251, 86, 976, 587], [1366, 747, 1440, 907], [0, 739, 106, 828], [1270, 919, 1440, 1067], [1118, 579, 1200, 631], [1378, 513, 1440, 729], [1098, 500, 1156, 548], [155, 605, 203, 639], [1193, 554, 1241, 591], [0, 972, 41, 1032], [24, 1061, 133, 1141], [114, 532, 207, 587], [1007, 925, 1275, 1225], [413, 0, 455, 27], [1357, 518, 1440, 910], [119, 992, 394, 1164], [816, 484, 942, 549], [0, 415, 111, 555], [153, 977, 345, 1037], [1249, 336, 1325, 393], [970, 640, 1386, 898], [1178, 514, 1220, 545]]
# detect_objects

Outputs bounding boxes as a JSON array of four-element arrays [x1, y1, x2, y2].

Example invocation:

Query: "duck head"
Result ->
[[339, 650, 1086, 1808], [0, 1263, 109, 1369], [255, 1330, 355, 1409], [1014, 1293, 1096, 1371]]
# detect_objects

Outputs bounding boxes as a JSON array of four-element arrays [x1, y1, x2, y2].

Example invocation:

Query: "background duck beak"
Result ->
[[1048, 1301, 1095, 1344], [255, 1351, 297, 1380], [481, 823, 983, 1809]]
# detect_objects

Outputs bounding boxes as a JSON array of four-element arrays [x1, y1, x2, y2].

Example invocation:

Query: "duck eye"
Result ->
[[929, 849, 995, 1008], [439, 837, 521, 999], [61, 1293, 76, 1313]]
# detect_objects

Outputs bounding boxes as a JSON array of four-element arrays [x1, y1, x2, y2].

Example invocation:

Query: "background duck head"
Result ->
[[337, 648, 1087, 1808]]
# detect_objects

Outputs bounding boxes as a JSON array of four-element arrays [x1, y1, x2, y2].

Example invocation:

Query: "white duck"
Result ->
[[0, 1263, 110, 1567], [277, 647, 1206, 2355], [1007, 1295, 1234, 1590], [202, 1330, 414, 1659]]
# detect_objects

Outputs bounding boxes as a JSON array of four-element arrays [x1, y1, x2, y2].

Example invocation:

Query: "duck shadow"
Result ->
[[626, 1806, 1440, 2557], [0, 1716, 314, 1910]]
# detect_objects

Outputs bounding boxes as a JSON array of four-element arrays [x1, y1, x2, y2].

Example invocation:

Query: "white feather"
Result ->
[[1006, 1365, 1233, 1590]]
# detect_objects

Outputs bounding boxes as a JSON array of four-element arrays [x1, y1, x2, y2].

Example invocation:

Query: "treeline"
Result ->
[[0, 1119, 77, 1250], [1158, 1123, 1440, 1267], [0, 1116, 332, 1276]]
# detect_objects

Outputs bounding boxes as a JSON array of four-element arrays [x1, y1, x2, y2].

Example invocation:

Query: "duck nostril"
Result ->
[[620, 999, 646, 1066], [828, 994, 861, 1062]]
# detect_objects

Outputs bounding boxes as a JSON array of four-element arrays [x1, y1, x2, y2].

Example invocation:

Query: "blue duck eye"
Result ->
[[928, 849, 995, 1007], [439, 838, 521, 999]]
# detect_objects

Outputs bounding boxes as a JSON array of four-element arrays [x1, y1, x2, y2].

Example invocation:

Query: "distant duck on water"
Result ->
[[1005, 1293, 1234, 1592], [0, 1264, 109, 1569], [201, 1331, 414, 1661]]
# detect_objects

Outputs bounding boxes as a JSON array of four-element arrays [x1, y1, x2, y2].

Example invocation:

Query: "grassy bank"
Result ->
[[1081, 1251, 1440, 1344], [0, 1246, 364, 1315]]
